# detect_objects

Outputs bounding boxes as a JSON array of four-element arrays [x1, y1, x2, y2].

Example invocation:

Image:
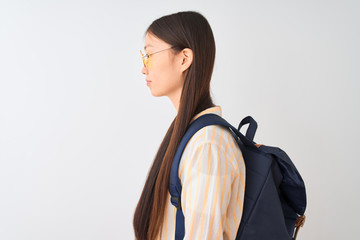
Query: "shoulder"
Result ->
[[185, 124, 238, 154], [179, 125, 244, 179]]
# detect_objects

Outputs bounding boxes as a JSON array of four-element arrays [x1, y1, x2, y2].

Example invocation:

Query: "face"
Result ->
[[141, 33, 185, 99]]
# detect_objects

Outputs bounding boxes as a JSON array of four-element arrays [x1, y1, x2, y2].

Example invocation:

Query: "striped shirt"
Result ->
[[157, 105, 246, 240]]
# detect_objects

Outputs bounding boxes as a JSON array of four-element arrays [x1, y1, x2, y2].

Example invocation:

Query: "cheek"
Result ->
[[148, 56, 180, 83], [148, 58, 167, 78]]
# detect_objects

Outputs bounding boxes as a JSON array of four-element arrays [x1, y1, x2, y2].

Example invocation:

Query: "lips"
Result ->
[[146, 80, 152, 83]]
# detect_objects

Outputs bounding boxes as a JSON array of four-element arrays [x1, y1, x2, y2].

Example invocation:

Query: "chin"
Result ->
[[150, 91, 164, 97], [151, 91, 165, 97]]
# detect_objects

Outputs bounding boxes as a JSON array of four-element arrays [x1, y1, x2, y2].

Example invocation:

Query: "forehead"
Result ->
[[144, 32, 169, 50]]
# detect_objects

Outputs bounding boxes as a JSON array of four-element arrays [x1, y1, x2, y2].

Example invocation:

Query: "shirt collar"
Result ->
[[190, 105, 222, 123]]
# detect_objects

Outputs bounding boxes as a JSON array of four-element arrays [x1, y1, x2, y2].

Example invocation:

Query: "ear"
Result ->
[[179, 48, 193, 73]]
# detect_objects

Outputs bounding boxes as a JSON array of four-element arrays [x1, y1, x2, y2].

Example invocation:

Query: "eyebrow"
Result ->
[[144, 44, 153, 50]]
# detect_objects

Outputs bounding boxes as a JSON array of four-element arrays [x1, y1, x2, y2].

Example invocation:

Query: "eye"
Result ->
[[144, 54, 150, 62], [146, 53, 153, 61]]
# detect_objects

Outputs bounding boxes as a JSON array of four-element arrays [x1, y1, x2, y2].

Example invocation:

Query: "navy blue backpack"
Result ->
[[169, 114, 306, 240]]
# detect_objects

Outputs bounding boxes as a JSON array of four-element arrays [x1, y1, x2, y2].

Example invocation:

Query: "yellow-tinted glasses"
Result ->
[[140, 47, 174, 69]]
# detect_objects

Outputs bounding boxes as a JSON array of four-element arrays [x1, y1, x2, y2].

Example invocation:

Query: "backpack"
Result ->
[[169, 114, 307, 240]]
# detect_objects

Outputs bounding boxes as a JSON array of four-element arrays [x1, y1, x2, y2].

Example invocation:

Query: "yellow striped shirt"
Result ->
[[158, 105, 246, 240]]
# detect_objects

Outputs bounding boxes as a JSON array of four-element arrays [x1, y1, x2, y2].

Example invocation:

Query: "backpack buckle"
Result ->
[[171, 196, 182, 210], [295, 215, 305, 228]]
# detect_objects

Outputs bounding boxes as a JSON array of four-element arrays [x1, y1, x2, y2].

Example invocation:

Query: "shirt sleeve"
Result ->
[[179, 141, 242, 240]]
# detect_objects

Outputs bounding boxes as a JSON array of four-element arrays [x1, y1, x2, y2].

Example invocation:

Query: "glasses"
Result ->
[[140, 47, 174, 68]]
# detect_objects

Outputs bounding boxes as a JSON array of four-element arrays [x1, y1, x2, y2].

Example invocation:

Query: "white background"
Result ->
[[0, 0, 359, 239]]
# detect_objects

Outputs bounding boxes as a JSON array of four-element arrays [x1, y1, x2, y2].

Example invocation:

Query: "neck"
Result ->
[[168, 88, 182, 112]]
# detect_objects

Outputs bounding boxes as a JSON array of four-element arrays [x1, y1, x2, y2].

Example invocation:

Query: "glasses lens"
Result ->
[[140, 50, 147, 67]]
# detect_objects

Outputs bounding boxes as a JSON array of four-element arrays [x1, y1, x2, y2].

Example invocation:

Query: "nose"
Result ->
[[142, 65, 148, 75]]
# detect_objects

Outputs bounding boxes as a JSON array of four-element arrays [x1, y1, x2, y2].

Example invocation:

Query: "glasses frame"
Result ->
[[140, 47, 174, 68]]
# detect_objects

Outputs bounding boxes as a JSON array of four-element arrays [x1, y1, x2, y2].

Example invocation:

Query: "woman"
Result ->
[[134, 11, 245, 240]]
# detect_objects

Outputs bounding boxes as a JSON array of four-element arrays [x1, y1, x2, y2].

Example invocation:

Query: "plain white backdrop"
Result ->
[[0, 0, 359, 239]]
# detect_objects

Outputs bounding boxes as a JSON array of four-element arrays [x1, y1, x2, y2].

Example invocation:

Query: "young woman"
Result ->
[[134, 11, 246, 240]]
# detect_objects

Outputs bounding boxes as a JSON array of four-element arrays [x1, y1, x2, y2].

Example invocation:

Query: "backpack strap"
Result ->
[[293, 215, 306, 240], [238, 115, 258, 141], [169, 113, 255, 239]]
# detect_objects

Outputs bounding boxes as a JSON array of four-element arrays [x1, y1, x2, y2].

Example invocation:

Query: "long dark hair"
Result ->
[[133, 11, 216, 240]]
